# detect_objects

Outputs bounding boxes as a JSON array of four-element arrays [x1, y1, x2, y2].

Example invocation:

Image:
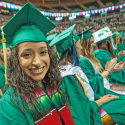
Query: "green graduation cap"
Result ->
[[47, 33, 58, 44], [0, 2, 56, 47], [0, 43, 10, 50], [73, 34, 80, 42], [49, 24, 80, 56], [0, 2, 56, 85], [77, 26, 94, 40], [49, 24, 76, 47], [112, 31, 118, 38]]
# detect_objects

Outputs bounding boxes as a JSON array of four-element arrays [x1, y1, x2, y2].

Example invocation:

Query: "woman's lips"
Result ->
[[29, 67, 45, 74]]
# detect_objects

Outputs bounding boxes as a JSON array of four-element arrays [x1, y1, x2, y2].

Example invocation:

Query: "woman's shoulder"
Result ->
[[0, 86, 30, 124], [94, 49, 108, 54], [79, 56, 89, 62], [94, 49, 110, 58], [79, 57, 92, 67]]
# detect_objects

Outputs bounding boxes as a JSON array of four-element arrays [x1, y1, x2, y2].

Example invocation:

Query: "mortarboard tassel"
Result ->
[[72, 32, 77, 66], [81, 31, 83, 40], [0, 26, 7, 84], [115, 36, 117, 46], [122, 32, 123, 44], [56, 51, 60, 59]]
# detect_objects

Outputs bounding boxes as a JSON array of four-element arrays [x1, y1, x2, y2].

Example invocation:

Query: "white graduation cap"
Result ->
[[93, 26, 112, 43]]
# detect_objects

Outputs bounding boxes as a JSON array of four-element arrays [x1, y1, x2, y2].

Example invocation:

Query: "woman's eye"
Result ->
[[40, 51, 47, 54], [23, 53, 31, 57]]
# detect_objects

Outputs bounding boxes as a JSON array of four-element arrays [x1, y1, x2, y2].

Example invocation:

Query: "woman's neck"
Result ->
[[38, 81, 43, 88]]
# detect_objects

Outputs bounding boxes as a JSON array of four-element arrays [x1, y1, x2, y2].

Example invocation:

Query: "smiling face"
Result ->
[[18, 41, 50, 83]]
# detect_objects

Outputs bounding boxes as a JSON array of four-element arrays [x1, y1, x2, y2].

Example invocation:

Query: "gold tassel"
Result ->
[[81, 31, 83, 40], [57, 51, 60, 59], [115, 37, 117, 46], [0, 26, 7, 84], [122, 32, 123, 44]]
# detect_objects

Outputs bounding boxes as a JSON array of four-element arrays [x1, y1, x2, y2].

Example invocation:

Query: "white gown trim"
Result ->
[[60, 63, 95, 101]]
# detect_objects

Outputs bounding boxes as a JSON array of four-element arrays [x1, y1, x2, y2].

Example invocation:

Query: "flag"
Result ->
[[6, 3, 11, 9], [105, 7, 108, 12], [3, 2, 6, 8], [108, 7, 111, 11], [112, 6, 115, 11], [91, 10, 95, 14], [82, 11, 86, 15]]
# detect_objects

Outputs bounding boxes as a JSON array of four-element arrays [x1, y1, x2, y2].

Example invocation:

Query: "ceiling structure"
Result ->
[[2, 0, 125, 12]]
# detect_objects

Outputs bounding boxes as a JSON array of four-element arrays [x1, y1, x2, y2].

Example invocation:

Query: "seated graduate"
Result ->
[[50, 24, 121, 125], [0, 43, 11, 94], [117, 31, 125, 52], [78, 27, 125, 96], [93, 27, 125, 85], [0, 2, 75, 125], [112, 31, 125, 60]]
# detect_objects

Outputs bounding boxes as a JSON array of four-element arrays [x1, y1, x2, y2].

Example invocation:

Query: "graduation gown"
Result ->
[[117, 43, 125, 52], [66, 60, 125, 125], [94, 49, 125, 85], [79, 57, 125, 97], [60, 64, 102, 125], [113, 45, 125, 62], [0, 64, 9, 89], [0, 84, 74, 125]]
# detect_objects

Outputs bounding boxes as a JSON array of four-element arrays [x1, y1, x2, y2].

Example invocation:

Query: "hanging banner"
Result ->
[[0, 1, 124, 17]]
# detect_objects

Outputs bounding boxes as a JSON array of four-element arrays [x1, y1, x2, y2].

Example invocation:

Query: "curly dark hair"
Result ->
[[7, 43, 67, 119]]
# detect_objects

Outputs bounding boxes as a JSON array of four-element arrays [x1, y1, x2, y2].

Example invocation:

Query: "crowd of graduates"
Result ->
[[0, 2, 125, 125]]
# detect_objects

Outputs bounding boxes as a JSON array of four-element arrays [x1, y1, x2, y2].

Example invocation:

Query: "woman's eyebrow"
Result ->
[[39, 46, 47, 49]]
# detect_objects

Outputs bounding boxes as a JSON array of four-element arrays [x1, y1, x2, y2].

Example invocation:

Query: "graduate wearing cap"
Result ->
[[113, 31, 125, 60], [50, 24, 123, 125], [112, 31, 119, 46], [93, 28, 125, 86], [0, 2, 75, 125], [50, 24, 103, 125], [78, 28, 125, 124], [116, 31, 125, 61]]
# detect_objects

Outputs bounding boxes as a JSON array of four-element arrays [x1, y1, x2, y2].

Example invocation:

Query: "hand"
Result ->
[[95, 94, 119, 106], [117, 50, 125, 57], [105, 58, 117, 73], [113, 61, 125, 71]]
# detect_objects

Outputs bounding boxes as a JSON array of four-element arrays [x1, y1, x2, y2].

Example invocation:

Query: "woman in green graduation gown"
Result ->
[[0, 43, 11, 92], [50, 25, 120, 125], [78, 28, 125, 94], [93, 32, 125, 85], [75, 36, 125, 125], [0, 2, 75, 125]]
